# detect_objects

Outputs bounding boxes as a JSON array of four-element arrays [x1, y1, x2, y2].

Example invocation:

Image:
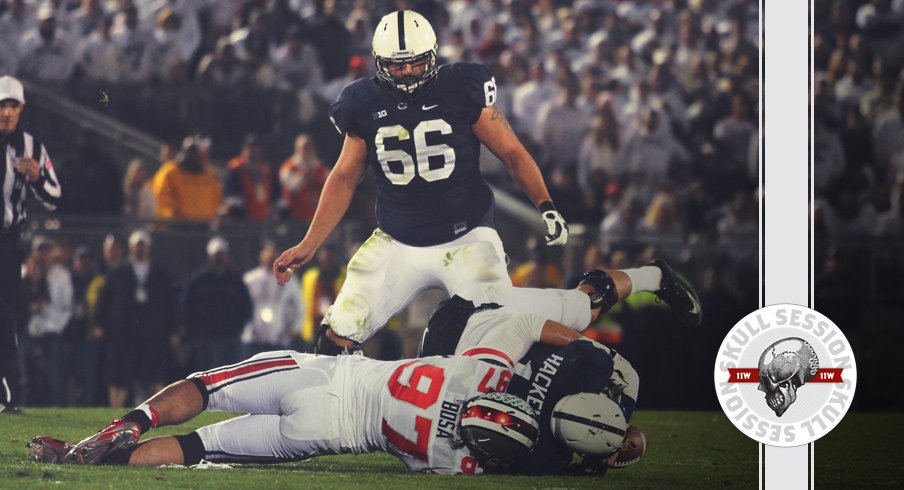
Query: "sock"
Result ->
[[622, 266, 662, 293], [122, 403, 160, 434]]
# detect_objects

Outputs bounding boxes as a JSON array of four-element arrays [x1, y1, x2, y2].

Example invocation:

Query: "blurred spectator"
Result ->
[[0, 0, 36, 49], [713, 91, 757, 170], [196, 37, 251, 88], [620, 108, 689, 184], [511, 61, 557, 138], [319, 53, 369, 106], [510, 237, 564, 288], [271, 26, 323, 92], [70, 0, 107, 38], [577, 112, 621, 194], [100, 233, 125, 273], [65, 246, 104, 406], [77, 14, 122, 83], [601, 196, 644, 254], [299, 243, 345, 346], [153, 137, 222, 220], [57, 130, 124, 215], [152, 8, 192, 82], [110, 5, 156, 84], [279, 133, 328, 222], [641, 188, 682, 234], [813, 107, 847, 196], [875, 171, 904, 235], [534, 75, 591, 170], [94, 230, 177, 407], [146, 0, 201, 66], [306, 0, 352, 81], [261, 0, 305, 46], [122, 158, 156, 219], [224, 133, 280, 221], [227, 8, 273, 73], [18, 6, 77, 83], [22, 237, 72, 406], [242, 240, 303, 356], [180, 237, 252, 369], [475, 20, 510, 64]]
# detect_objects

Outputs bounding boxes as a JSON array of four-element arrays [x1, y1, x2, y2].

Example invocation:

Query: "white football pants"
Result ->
[[326, 227, 591, 343]]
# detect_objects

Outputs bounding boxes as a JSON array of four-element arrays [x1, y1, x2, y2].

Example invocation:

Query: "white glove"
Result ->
[[539, 201, 568, 246]]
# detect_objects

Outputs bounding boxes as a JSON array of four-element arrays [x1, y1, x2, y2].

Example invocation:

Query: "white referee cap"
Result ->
[[0, 76, 25, 104], [129, 229, 152, 247], [206, 236, 229, 256]]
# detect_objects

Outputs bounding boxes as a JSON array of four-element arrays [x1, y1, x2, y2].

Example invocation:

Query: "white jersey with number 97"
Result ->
[[334, 354, 514, 474]]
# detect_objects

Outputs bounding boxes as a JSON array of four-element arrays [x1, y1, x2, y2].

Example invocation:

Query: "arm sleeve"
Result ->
[[328, 82, 361, 136], [29, 143, 62, 210], [460, 309, 544, 368], [455, 62, 495, 124]]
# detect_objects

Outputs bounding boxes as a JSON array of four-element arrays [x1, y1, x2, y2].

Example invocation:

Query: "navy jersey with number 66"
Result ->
[[328, 63, 498, 246]]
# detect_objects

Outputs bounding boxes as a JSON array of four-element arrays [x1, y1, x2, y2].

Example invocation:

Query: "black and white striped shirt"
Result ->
[[1, 129, 61, 229]]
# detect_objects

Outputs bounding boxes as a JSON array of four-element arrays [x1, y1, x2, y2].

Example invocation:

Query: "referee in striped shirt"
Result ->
[[1, 76, 61, 413]]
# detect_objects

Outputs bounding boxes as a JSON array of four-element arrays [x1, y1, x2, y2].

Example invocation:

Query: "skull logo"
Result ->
[[757, 338, 819, 417]]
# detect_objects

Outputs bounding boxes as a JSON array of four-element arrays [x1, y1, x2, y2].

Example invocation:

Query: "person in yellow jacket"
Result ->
[[152, 137, 222, 220], [299, 244, 346, 346]]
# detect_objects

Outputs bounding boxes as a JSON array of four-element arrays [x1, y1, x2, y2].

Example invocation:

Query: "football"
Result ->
[[607, 425, 647, 469]]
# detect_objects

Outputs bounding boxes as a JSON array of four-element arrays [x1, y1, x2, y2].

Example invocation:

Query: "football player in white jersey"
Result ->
[[27, 315, 591, 474]]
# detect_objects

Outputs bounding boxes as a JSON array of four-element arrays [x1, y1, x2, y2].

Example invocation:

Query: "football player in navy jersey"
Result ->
[[418, 293, 642, 476], [274, 10, 701, 356]]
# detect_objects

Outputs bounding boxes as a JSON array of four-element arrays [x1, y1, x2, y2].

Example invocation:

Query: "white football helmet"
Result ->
[[551, 392, 627, 456], [372, 10, 438, 96], [459, 392, 540, 465]]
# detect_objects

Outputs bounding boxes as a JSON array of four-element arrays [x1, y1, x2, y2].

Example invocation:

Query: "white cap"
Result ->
[[36, 3, 55, 21], [206, 236, 228, 255], [0, 76, 25, 104], [129, 230, 152, 247]]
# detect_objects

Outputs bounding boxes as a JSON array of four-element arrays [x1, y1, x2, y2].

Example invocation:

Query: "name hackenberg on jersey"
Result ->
[[329, 63, 498, 246], [334, 354, 513, 474]]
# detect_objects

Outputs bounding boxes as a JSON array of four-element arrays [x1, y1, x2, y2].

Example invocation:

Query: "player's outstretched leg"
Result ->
[[61, 379, 204, 464], [646, 259, 702, 326], [580, 260, 702, 326]]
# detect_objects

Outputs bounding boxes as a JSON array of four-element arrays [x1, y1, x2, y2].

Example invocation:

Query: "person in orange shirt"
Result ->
[[223, 134, 280, 221], [279, 133, 328, 223], [153, 137, 222, 220]]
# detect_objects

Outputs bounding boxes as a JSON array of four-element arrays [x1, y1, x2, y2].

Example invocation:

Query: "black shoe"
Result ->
[[0, 403, 21, 415], [649, 259, 702, 326]]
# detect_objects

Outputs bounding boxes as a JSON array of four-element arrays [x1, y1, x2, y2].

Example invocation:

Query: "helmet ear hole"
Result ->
[[459, 392, 540, 466]]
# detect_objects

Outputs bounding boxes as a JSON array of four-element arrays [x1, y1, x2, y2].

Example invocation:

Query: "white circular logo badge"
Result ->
[[713, 304, 857, 447]]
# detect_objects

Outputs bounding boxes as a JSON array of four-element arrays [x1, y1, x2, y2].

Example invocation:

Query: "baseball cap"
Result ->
[[0, 76, 25, 104], [129, 230, 152, 247], [206, 236, 229, 255]]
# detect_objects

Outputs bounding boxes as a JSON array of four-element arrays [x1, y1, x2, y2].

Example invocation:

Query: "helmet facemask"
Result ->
[[375, 50, 438, 96]]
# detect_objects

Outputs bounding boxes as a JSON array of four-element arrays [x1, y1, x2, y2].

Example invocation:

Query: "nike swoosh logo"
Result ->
[[422, 104, 439, 110]]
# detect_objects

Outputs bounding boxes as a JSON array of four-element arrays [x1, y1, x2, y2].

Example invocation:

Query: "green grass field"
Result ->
[[0, 409, 900, 489]]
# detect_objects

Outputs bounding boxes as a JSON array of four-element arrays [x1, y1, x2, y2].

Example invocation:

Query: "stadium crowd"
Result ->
[[3, 0, 764, 408]]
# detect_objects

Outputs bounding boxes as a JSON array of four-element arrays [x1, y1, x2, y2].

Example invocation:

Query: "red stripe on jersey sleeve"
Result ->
[[461, 347, 514, 368], [199, 359, 297, 386]]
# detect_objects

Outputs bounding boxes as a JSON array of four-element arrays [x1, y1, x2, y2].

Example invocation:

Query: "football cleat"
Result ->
[[28, 436, 74, 464], [649, 259, 703, 327], [63, 419, 141, 464]]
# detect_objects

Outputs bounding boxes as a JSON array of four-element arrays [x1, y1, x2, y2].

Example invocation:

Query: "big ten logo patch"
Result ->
[[713, 304, 857, 447]]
